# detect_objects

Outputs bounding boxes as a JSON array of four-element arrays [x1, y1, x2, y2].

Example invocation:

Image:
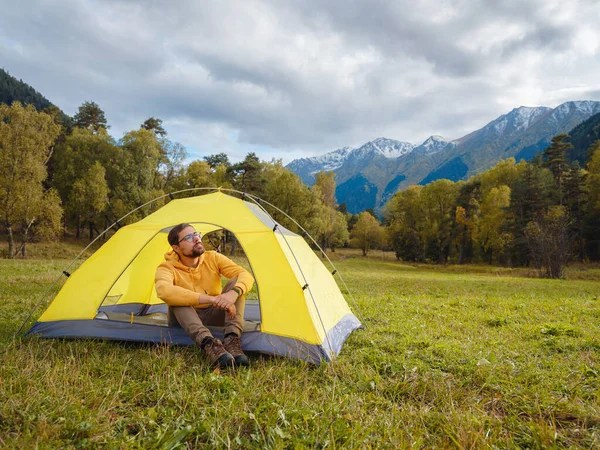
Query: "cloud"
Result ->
[[1, 0, 599, 163]]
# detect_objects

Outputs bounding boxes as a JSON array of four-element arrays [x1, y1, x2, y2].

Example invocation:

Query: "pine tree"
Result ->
[[73, 101, 109, 132], [141, 117, 167, 137], [543, 134, 573, 205], [564, 161, 587, 260]]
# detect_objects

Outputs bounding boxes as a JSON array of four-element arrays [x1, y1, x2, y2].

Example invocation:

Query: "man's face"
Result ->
[[175, 226, 205, 257]]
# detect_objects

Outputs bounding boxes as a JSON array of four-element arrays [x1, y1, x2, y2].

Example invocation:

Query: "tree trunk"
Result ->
[[362, 247, 367, 256], [76, 215, 81, 240], [229, 233, 237, 256], [89, 221, 94, 241], [577, 200, 584, 260], [7, 225, 14, 258], [103, 216, 109, 241]]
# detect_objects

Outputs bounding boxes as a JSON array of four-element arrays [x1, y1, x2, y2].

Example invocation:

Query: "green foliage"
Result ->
[[350, 212, 385, 255], [141, 117, 167, 137], [585, 142, 600, 259], [0, 101, 61, 257], [543, 134, 573, 204], [524, 206, 573, 278], [203, 153, 231, 169], [310, 172, 349, 250], [567, 112, 600, 165], [0, 68, 53, 111], [69, 162, 109, 238], [73, 101, 109, 132], [228, 152, 264, 192]]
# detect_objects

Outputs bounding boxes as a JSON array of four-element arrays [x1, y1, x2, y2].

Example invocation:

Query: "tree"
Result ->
[[141, 117, 167, 137], [0, 102, 61, 257], [73, 101, 109, 132], [337, 203, 348, 214], [313, 171, 337, 208], [350, 211, 385, 256], [385, 185, 426, 261], [477, 185, 513, 263], [181, 160, 214, 189], [157, 139, 187, 192], [260, 161, 322, 237], [524, 206, 572, 278], [310, 171, 348, 251], [110, 129, 164, 222], [543, 134, 573, 205], [564, 162, 587, 260], [453, 179, 481, 264], [203, 153, 231, 169], [51, 128, 117, 202], [509, 162, 555, 266], [69, 162, 109, 240], [422, 179, 458, 262], [228, 152, 264, 193], [585, 141, 600, 259]]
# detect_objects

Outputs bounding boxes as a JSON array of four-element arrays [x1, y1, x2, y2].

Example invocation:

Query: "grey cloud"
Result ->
[[1, 0, 599, 161]]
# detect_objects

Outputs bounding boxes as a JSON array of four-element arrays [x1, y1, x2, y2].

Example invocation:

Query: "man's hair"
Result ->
[[168, 223, 192, 246]]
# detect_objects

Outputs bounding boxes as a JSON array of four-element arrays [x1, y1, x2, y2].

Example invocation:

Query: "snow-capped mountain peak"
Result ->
[[363, 137, 416, 158], [490, 106, 552, 135], [416, 135, 455, 155], [285, 146, 352, 175], [551, 101, 600, 122]]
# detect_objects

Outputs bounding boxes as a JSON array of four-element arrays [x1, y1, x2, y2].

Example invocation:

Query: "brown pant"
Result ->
[[168, 278, 246, 346]]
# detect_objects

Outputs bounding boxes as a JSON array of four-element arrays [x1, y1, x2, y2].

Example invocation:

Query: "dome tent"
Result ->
[[27, 191, 362, 363]]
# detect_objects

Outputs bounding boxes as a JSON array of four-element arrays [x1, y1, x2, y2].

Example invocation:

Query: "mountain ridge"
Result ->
[[287, 100, 600, 213]]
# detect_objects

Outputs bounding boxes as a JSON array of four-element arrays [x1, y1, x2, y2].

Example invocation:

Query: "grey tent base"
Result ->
[[26, 313, 362, 364]]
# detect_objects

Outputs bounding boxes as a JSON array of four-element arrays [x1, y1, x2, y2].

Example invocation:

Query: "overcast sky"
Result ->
[[1, 0, 599, 163]]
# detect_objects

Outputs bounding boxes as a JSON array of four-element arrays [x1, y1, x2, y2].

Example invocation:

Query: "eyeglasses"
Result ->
[[178, 231, 202, 244]]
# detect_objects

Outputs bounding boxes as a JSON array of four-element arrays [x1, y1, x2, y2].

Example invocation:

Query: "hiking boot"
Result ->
[[223, 333, 249, 367], [202, 337, 234, 369]]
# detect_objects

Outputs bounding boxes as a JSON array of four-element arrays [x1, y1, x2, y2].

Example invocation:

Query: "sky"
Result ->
[[1, 0, 599, 164]]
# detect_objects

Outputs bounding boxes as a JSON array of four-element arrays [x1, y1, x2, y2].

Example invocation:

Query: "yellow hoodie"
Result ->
[[155, 250, 254, 308]]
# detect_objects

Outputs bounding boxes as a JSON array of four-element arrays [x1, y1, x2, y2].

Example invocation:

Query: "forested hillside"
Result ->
[[568, 112, 600, 165], [0, 68, 54, 110]]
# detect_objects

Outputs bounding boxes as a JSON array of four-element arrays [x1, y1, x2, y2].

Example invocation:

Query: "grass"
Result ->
[[1, 245, 600, 448]]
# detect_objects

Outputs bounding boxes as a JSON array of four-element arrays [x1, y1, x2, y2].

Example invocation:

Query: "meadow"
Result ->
[[1, 245, 600, 449]]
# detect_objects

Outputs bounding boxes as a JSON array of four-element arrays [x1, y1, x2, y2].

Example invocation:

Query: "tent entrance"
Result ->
[[93, 224, 261, 331]]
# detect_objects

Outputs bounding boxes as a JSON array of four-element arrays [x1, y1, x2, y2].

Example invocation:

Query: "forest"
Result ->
[[1, 99, 600, 279]]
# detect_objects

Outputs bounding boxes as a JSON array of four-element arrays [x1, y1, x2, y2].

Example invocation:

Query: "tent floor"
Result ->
[[94, 301, 261, 332]]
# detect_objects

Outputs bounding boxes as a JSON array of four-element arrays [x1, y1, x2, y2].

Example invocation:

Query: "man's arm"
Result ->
[[211, 253, 254, 313], [155, 265, 215, 307]]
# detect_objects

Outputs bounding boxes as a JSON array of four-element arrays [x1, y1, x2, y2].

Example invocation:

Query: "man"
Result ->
[[155, 223, 254, 368]]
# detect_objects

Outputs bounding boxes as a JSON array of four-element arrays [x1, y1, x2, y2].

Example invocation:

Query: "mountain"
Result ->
[[286, 101, 600, 213], [0, 68, 54, 110], [287, 137, 415, 185], [567, 112, 600, 165]]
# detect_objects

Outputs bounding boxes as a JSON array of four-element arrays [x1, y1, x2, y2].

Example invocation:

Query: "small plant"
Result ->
[[540, 323, 579, 337], [486, 317, 509, 327]]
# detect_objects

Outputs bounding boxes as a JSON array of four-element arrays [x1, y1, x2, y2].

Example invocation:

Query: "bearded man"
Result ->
[[155, 223, 254, 368]]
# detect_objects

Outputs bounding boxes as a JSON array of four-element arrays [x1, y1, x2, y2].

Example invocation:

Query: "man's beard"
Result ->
[[186, 245, 205, 258]]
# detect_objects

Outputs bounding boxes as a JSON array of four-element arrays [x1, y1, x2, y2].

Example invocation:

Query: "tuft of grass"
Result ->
[[2, 254, 600, 448]]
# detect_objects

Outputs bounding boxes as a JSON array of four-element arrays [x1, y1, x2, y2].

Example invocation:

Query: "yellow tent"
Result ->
[[28, 192, 361, 363]]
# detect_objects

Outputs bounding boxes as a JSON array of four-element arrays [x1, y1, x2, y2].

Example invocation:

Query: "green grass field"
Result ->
[[1, 248, 600, 448]]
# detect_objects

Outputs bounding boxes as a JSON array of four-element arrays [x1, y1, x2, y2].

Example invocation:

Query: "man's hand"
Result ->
[[225, 304, 236, 319], [213, 289, 238, 311]]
